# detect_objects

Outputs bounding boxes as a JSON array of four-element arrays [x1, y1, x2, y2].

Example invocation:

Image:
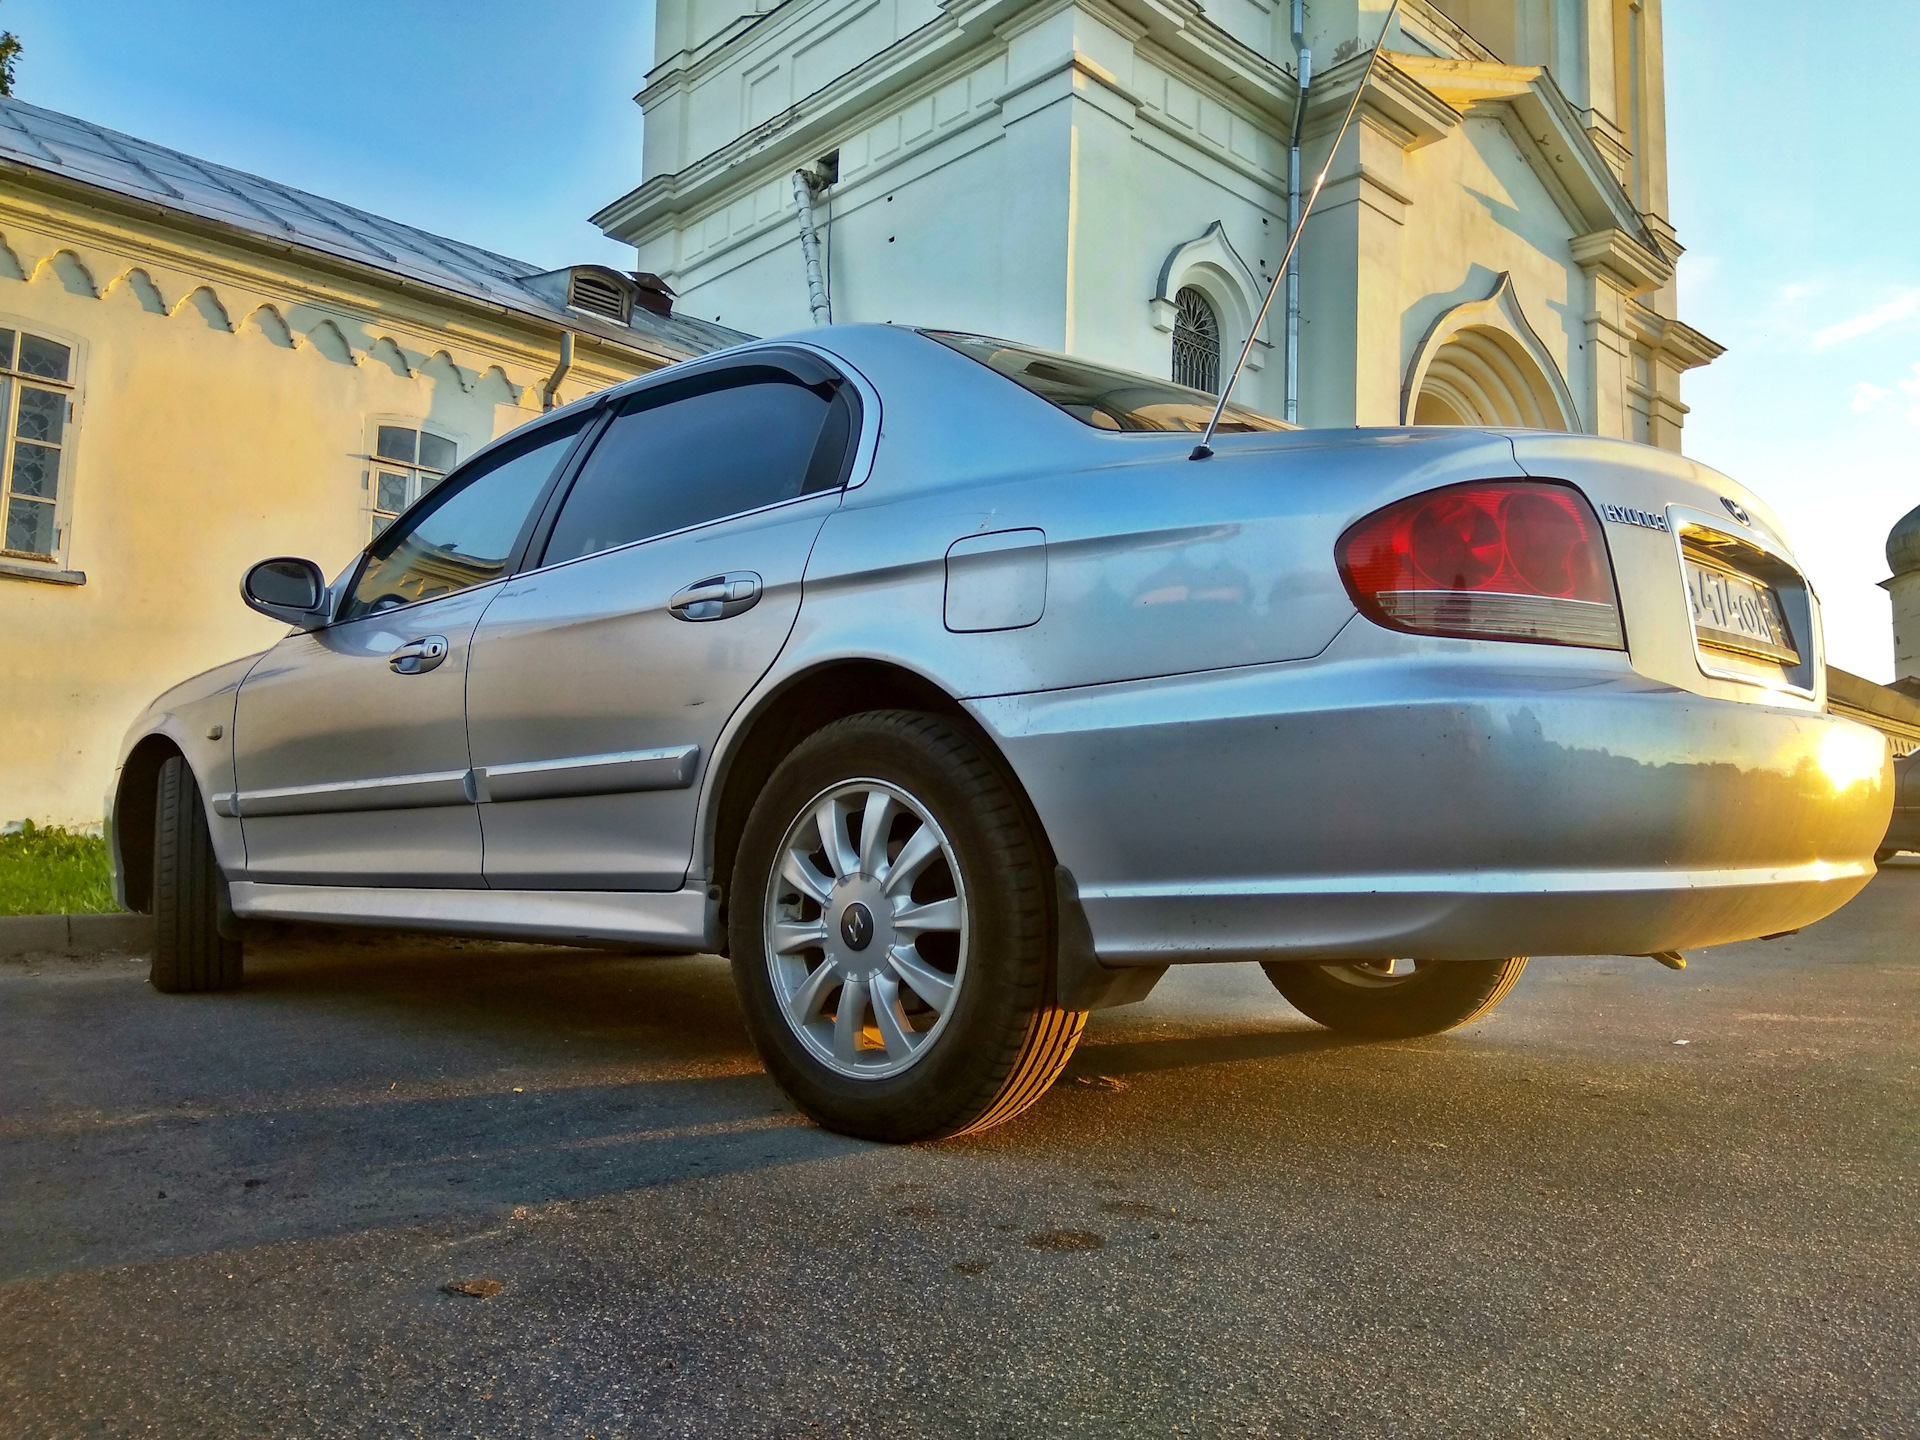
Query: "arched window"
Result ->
[[1171, 286, 1221, 394]]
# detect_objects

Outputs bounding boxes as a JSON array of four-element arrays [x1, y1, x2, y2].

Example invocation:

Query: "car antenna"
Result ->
[[1191, 0, 1404, 461]]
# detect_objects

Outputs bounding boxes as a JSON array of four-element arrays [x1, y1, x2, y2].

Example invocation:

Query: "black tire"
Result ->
[[729, 710, 1084, 1142], [1262, 957, 1527, 1039], [150, 754, 243, 994]]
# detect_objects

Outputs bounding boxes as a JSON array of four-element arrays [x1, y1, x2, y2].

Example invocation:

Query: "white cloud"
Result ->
[[1852, 380, 1891, 413], [1812, 290, 1920, 350]]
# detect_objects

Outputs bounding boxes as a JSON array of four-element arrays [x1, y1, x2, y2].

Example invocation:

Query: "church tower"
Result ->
[[1887, 503, 1920, 688], [596, 0, 1720, 442]]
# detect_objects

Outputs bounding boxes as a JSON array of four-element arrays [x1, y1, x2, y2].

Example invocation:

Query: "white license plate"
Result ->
[[1684, 559, 1799, 664]]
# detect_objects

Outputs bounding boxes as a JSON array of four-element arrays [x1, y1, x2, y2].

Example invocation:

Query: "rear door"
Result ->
[[465, 362, 858, 890], [231, 414, 588, 886]]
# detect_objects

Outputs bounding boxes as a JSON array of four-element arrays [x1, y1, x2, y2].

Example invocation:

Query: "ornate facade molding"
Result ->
[[1401, 271, 1579, 429]]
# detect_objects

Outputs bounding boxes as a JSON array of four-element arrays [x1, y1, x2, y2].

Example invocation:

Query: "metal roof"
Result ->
[[0, 96, 749, 358]]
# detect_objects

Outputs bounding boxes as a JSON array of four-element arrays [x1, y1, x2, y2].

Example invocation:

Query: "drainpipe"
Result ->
[[541, 330, 574, 412], [792, 170, 833, 325], [1285, 0, 1311, 424]]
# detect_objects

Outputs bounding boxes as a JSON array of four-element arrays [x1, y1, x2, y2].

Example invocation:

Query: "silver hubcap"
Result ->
[[1318, 958, 1427, 989], [764, 779, 969, 1080]]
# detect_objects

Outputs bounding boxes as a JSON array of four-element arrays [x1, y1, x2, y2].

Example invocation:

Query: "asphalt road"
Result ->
[[3, 866, 1916, 1439]]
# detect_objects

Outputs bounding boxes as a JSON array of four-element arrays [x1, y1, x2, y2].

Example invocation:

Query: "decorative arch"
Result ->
[[36, 250, 99, 299], [0, 234, 27, 282], [419, 350, 472, 394], [474, 365, 522, 406], [366, 336, 412, 377], [1402, 272, 1579, 430], [1151, 221, 1269, 374], [176, 286, 232, 331], [106, 268, 169, 314], [302, 318, 357, 365], [245, 304, 296, 347]]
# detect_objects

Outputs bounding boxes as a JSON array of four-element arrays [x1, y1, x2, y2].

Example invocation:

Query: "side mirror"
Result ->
[[241, 557, 330, 628]]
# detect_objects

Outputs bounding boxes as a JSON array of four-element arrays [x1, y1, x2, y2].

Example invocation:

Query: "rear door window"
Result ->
[[540, 377, 852, 566]]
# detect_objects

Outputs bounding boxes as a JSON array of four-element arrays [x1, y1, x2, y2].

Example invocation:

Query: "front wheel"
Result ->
[[729, 711, 1084, 1142], [1262, 957, 1527, 1038], [150, 754, 243, 993]]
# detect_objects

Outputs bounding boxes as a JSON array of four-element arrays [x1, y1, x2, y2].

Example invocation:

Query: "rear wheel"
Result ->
[[729, 711, 1084, 1142], [1262, 957, 1527, 1038], [150, 755, 243, 994]]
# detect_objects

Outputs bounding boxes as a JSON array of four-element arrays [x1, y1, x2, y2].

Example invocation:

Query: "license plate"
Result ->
[[1684, 558, 1799, 664]]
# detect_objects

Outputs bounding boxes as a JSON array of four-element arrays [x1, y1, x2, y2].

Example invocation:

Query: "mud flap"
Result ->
[[1054, 866, 1165, 1011]]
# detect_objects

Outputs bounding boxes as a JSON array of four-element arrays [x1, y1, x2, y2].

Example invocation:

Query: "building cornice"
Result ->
[[1379, 52, 1659, 253], [0, 160, 692, 373], [1627, 303, 1725, 370], [1571, 226, 1673, 296], [599, 0, 1307, 245], [0, 173, 676, 390]]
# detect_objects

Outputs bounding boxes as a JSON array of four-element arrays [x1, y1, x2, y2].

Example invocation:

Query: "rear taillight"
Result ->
[[1337, 480, 1625, 650]]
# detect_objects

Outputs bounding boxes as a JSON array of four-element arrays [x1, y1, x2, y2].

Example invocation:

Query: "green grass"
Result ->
[[0, 822, 119, 916]]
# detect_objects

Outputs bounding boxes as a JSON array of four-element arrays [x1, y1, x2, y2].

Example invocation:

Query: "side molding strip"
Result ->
[[474, 745, 700, 803], [232, 769, 472, 818], [226, 746, 701, 817]]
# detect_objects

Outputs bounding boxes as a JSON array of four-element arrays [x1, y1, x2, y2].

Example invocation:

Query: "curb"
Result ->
[[0, 911, 149, 957]]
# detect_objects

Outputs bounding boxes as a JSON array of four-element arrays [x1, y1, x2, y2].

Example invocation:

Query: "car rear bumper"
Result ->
[[971, 626, 1892, 964]]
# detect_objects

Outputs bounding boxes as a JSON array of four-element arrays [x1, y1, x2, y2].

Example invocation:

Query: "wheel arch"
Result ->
[[113, 733, 187, 914], [704, 659, 1056, 936]]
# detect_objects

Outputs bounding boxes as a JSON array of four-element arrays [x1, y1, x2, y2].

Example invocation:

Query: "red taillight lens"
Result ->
[[1338, 481, 1625, 649]]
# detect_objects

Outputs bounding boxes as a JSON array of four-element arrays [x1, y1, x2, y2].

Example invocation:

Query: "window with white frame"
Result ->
[[0, 328, 78, 561], [369, 423, 458, 535]]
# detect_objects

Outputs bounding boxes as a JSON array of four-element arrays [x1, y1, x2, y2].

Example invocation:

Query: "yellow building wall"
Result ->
[[0, 190, 667, 828]]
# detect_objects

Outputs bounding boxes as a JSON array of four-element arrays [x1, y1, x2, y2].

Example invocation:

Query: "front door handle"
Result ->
[[669, 571, 762, 622], [388, 635, 449, 674]]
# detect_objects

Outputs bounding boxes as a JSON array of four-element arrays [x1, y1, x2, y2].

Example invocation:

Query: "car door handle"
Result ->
[[669, 571, 762, 622], [388, 635, 450, 674]]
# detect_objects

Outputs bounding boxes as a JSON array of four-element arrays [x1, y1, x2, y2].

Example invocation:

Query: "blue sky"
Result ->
[[9, 1, 1915, 679]]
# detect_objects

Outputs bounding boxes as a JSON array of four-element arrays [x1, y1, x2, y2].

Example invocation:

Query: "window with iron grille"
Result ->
[[1171, 286, 1221, 395], [369, 423, 459, 536], [0, 327, 78, 562]]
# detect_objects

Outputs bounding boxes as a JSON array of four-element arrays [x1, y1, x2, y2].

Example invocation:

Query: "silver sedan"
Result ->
[[110, 325, 1894, 1141]]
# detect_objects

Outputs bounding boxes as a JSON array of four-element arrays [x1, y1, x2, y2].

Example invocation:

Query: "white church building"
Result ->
[[595, 0, 1720, 445]]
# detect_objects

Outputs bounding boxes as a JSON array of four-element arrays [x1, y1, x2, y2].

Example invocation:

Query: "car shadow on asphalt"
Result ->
[[0, 935, 881, 1283], [4, 936, 1370, 1284], [1067, 1024, 1357, 1079]]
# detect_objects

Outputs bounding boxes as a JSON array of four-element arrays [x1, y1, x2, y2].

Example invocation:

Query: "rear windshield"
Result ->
[[924, 330, 1285, 434]]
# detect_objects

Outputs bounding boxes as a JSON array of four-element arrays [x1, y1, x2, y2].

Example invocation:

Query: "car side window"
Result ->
[[341, 415, 585, 621], [540, 377, 851, 566]]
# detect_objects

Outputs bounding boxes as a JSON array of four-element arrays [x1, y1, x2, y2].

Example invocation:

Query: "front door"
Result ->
[[232, 413, 588, 886], [466, 368, 858, 890]]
